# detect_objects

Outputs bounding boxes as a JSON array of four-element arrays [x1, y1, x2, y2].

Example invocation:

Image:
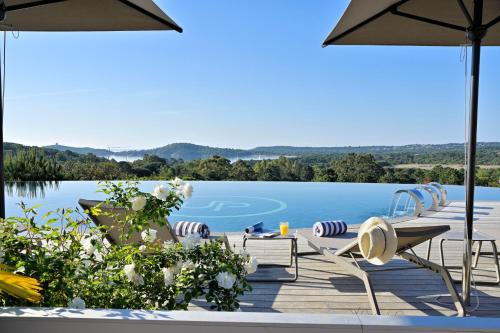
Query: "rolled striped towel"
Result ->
[[313, 221, 347, 237], [173, 221, 210, 238], [245, 222, 264, 234]]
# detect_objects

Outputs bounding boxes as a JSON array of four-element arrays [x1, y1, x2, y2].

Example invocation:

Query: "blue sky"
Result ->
[[4, 0, 500, 149]]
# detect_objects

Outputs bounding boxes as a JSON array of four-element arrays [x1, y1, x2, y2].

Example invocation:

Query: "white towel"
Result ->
[[313, 221, 347, 237]]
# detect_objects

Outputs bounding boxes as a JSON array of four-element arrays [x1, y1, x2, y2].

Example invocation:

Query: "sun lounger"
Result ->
[[298, 225, 465, 316], [79, 199, 231, 250]]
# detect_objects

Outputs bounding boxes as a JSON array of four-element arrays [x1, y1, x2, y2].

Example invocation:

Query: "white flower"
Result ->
[[141, 228, 158, 243], [68, 297, 86, 309], [182, 233, 201, 251], [15, 266, 25, 274], [139, 245, 147, 252], [163, 241, 175, 249], [162, 267, 175, 287], [130, 196, 147, 211], [182, 183, 193, 199], [172, 177, 185, 187], [182, 260, 196, 271], [152, 185, 169, 201], [123, 263, 144, 286], [245, 257, 258, 274], [174, 260, 183, 274], [81, 236, 97, 256], [215, 271, 236, 290]]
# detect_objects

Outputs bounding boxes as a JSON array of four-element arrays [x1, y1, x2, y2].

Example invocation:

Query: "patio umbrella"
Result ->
[[322, 0, 500, 306], [0, 1, 182, 217]]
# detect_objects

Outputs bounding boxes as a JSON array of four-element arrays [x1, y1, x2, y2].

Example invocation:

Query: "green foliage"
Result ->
[[5, 149, 63, 181], [196, 156, 232, 180], [230, 160, 256, 180], [3, 143, 498, 187], [334, 154, 384, 183], [0, 183, 252, 311], [476, 168, 500, 187]]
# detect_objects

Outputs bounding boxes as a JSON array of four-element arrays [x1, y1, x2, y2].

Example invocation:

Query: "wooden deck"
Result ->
[[192, 201, 500, 317]]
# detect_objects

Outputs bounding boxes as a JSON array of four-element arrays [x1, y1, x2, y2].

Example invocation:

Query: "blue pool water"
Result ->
[[5, 181, 500, 232]]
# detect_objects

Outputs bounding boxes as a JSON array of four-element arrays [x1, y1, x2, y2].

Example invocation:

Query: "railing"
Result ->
[[1, 308, 500, 333]]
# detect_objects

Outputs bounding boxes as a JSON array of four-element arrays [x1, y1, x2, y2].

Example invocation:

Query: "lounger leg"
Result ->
[[400, 252, 465, 317], [491, 241, 500, 284], [473, 241, 482, 268], [322, 251, 380, 315], [439, 238, 446, 267], [222, 233, 231, 251], [427, 239, 432, 261]]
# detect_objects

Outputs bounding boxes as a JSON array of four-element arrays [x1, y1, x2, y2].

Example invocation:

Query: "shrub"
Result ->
[[0, 180, 253, 311]]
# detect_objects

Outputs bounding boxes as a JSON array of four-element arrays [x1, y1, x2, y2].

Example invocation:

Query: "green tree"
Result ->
[[197, 155, 232, 180], [5, 149, 63, 181], [334, 154, 384, 183], [230, 160, 256, 180]]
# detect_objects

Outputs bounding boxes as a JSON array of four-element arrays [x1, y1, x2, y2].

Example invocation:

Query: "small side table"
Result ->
[[437, 230, 500, 285], [243, 234, 298, 282]]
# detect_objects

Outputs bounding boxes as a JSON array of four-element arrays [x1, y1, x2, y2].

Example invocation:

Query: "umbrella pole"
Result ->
[[0, 37, 4, 220], [463, 0, 484, 306]]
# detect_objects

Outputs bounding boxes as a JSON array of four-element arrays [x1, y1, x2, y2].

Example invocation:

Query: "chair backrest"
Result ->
[[79, 199, 178, 245], [336, 225, 450, 256]]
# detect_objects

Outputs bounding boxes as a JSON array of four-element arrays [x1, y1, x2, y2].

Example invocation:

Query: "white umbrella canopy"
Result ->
[[0, 0, 182, 32], [322, 0, 500, 310], [0, 0, 182, 219], [324, 0, 500, 46]]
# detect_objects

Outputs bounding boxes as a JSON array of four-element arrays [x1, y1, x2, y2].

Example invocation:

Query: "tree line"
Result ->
[[4, 148, 499, 187]]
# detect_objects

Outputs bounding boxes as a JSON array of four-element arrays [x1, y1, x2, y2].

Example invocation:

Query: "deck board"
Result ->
[[191, 201, 500, 317]]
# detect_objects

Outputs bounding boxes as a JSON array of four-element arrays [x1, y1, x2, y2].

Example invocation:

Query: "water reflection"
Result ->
[[5, 181, 60, 199]]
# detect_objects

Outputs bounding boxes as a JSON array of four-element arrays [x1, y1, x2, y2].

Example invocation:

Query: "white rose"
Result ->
[[175, 260, 183, 274], [68, 297, 86, 309], [163, 241, 175, 249], [182, 233, 201, 251], [215, 271, 236, 290], [162, 267, 175, 287], [172, 177, 185, 187], [130, 196, 147, 211], [152, 185, 169, 201], [81, 236, 97, 256], [239, 249, 249, 258], [245, 257, 258, 274], [124, 263, 144, 286], [182, 183, 193, 199], [141, 228, 158, 243], [182, 260, 196, 271]]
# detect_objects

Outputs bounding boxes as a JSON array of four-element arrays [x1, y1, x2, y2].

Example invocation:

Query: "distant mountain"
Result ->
[[42, 142, 500, 162], [119, 143, 250, 161], [45, 144, 112, 157]]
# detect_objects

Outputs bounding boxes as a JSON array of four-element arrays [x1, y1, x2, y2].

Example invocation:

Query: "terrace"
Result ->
[[208, 200, 500, 317]]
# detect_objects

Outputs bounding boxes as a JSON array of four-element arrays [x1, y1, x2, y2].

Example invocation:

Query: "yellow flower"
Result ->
[[0, 266, 42, 303]]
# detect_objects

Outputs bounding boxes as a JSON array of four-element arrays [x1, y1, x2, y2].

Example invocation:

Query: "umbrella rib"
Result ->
[[485, 16, 500, 29], [322, 0, 410, 46], [456, 0, 474, 27], [391, 9, 466, 32], [5, 0, 67, 12], [118, 0, 183, 33]]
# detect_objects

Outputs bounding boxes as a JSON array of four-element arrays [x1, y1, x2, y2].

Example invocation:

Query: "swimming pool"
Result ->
[[5, 181, 500, 232]]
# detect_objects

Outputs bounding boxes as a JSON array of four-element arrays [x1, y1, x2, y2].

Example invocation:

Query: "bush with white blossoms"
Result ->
[[0, 180, 253, 311]]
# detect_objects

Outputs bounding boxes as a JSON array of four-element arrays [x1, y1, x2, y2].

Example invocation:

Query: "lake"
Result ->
[[5, 181, 500, 232]]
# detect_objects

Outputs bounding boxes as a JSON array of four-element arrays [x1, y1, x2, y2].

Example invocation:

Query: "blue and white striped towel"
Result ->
[[173, 221, 210, 238], [313, 221, 347, 237]]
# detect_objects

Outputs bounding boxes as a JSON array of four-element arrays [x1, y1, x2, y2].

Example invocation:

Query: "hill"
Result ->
[[45, 144, 111, 157], [42, 142, 500, 163]]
